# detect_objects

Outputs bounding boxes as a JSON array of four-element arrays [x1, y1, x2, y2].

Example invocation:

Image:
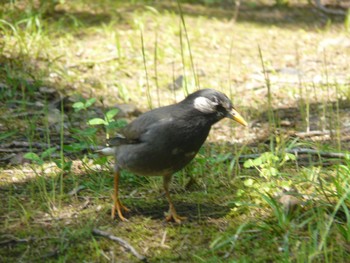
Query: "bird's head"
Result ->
[[184, 89, 247, 126]]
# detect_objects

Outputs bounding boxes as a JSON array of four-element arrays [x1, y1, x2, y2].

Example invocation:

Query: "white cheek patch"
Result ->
[[193, 96, 217, 113]]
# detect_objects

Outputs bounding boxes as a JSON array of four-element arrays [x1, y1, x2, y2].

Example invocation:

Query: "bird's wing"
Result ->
[[108, 105, 176, 146]]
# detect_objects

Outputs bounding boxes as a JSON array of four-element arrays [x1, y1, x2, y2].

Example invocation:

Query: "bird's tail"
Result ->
[[95, 147, 114, 156]]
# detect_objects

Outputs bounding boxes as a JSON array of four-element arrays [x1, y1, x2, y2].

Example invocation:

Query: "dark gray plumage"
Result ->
[[107, 88, 247, 223]]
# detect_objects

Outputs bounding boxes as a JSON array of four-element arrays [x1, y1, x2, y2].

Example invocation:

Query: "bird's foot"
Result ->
[[119, 202, 130, 212], [111, 199, 130, 221], [165, 210, 187, 224]]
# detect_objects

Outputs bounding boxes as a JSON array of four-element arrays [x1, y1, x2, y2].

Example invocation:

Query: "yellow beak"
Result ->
[[227, 108, 248, 127]]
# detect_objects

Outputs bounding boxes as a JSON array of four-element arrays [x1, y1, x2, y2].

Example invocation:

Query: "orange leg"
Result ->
[[163, 175, 187, 224], [111, 169, 130, 221]]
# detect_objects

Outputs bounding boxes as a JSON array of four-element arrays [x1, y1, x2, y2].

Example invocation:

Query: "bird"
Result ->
[[101, 88, 247, 223]]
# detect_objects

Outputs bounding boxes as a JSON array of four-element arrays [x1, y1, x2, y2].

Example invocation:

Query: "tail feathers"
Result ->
[[108, 133, 138, 146], [96, 147, 114, 156]]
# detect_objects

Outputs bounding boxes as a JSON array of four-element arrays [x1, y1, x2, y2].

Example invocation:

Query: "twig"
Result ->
[[0, 148, 27, 153], [0, 141, 100, 153], [160, 230, 170, 249], [92, 228, 147, 262], [236, 153, 261, 160], [0, 153, 16, 160], [68, 185, 86, 196], [295, 130, 331, 138], [0, 111, 37, 118], [293, 129, 349, 138], [0, 234, 34, 246], [1, 141, 50, 148], [79, 199, 90, 210], [236, 148, 349, 163], [313, 0, 347, 16], [287, 148, 349, 159], [294, 130, 350, 144]]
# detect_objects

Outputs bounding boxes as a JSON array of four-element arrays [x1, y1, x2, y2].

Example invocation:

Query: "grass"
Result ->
[[1, 0, 350, 262]]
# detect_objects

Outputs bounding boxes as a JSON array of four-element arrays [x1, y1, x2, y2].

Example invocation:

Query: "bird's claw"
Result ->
[[165, 211, 187, 224], [111, 200, 130, 221], [120, 203, 130, 212]]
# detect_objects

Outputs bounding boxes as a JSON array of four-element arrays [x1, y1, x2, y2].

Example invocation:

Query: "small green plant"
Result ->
[[23, 147, 72, 173], [243, 152, 296, 179], [72, 98, 97, 112], [71, 97, 125, 149], [23, 147, 57, 167], [88, 108, 127, 140], [229, 151, 297, 213]]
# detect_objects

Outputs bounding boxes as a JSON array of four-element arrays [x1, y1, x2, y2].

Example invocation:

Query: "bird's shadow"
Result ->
[[120, 200, 231, 222]]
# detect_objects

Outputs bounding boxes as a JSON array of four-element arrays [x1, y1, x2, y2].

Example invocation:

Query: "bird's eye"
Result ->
[[216, 104, 226, 113]]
